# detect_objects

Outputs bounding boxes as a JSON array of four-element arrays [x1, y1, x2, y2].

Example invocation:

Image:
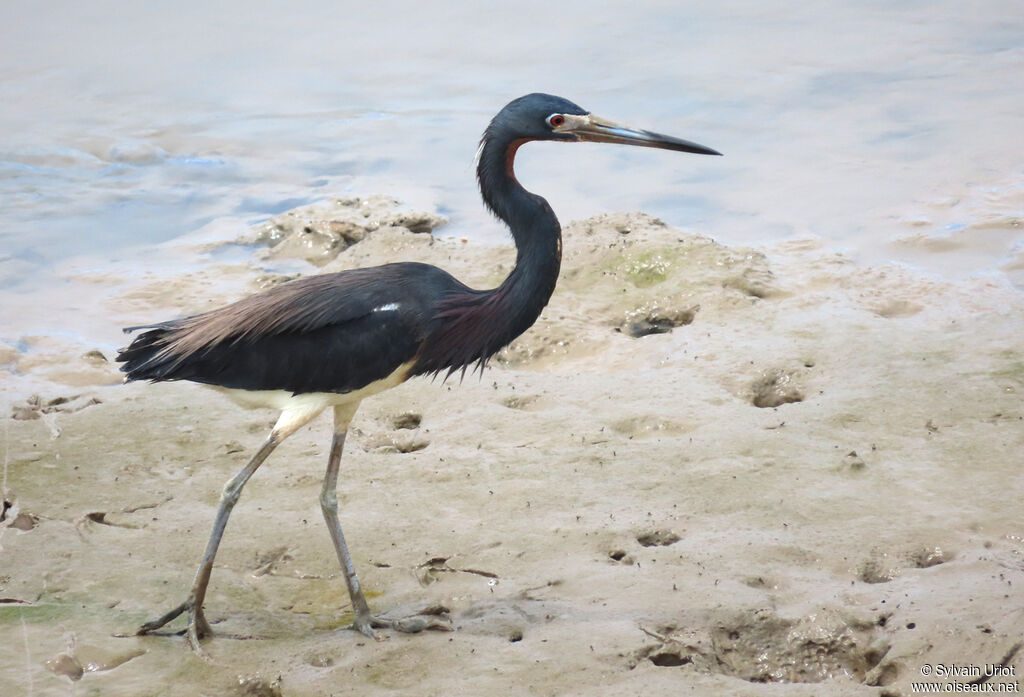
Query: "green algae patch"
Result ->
[[0, 602, 76, 624], [619, 249, 675, 287]]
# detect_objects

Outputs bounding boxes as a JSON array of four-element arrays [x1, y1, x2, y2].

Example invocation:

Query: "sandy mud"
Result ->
[[2, 206, 1023, 696]]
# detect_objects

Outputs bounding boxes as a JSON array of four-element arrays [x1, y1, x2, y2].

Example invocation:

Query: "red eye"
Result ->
[[547, 114, 565, 128]]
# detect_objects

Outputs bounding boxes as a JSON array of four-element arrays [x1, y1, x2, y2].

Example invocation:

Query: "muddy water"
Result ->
[[1, 2, 1023, 695]]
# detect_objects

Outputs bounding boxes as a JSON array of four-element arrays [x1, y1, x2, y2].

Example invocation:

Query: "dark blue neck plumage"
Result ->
[[476, 135, 562, 321], [413, 134, 564, 377]]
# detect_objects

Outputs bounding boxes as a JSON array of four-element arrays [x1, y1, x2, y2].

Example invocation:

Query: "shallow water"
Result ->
[[1, 0, 1022, 376]]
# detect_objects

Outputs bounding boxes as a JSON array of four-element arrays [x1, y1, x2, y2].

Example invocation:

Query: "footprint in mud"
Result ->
[[251, 545, 293, 577], [647, 649, 692, 666], [457, 599, 530, 643], [634, 608, 894, 685], [608, 549, 634, 564], [606, 529, 680, 563], [366, 432, 430, 453], [611, 415, 690, 438], [360, 412, 429, 451], [501, 394, 542, 410], [870, 299, 924, 318], [723, 262, 776, 299]]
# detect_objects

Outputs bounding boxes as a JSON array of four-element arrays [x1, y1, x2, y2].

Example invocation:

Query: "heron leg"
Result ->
[[137, 435, 279, 650], [320, 404, 452, 638], [320, 404, 383, 638]]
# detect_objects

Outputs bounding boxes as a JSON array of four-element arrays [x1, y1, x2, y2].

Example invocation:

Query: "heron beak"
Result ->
[[568, 114, 721, 156]]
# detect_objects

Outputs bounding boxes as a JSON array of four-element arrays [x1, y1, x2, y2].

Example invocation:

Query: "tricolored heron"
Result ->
[[118, 93, 720, 649]]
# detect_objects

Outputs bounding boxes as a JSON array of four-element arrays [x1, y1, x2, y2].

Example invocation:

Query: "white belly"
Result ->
[[209, 360, 414, 440]]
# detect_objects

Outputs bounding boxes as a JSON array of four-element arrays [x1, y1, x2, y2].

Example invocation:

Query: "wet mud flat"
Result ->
[[2, 205, 1023, 696]]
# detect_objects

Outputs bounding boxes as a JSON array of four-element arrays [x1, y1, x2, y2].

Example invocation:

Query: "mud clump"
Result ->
[[497, 212, 778, 369], [858, 546, 950, 583], [45, 653, 84, 681], [623, 303, 698, 338], [637, 609, 889, 684], [392, 412, 422, 429], [842, 450, 867, 471], [857, 556, 900, 584], [44, 644, 146, 681], [636, 529, 682, 547], [382, 434, 430, 453], [305, 652, 334, 668], [611, 415, 691, 439], [235, 676, 283, 697], [11, 393, 102, 420], [245, 195, 447, 266], [751, 369, 805, 408], [910, 546, 950, 568]]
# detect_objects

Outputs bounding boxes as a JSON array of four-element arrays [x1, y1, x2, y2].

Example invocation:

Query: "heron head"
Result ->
[[488, 93, 590, 142], [490, 93, 721, 156]]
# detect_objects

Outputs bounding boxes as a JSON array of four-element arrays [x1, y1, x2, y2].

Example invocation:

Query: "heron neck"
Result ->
[[412, 136, 564, 378], [477, 137, 563, 317]]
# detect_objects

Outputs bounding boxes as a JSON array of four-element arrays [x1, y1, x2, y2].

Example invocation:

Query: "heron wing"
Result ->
[[118, 262, 464, 393]]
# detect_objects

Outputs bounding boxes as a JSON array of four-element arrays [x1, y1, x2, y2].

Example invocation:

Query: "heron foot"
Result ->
[[350, 605, 452, 639], [137, 596, 213, 652], [350, 613, 391, 641]]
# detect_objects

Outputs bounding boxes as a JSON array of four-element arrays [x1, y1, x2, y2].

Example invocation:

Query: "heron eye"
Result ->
[[547, 114, 566, 128]]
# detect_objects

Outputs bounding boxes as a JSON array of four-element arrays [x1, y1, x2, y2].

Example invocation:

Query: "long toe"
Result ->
[[391, 613, 453, 633], [353, 607, 452, 636], [137, 601, 191, 635]]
